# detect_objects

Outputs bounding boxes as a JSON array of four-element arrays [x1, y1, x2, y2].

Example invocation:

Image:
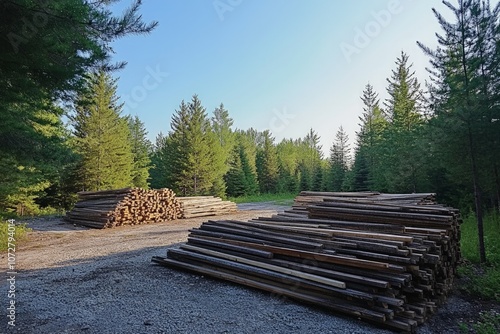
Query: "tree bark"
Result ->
[[468, 127, 486, 263]]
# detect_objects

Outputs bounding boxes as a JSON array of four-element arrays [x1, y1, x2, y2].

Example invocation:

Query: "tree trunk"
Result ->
[[468, 127, 486, 263], [494, 164, 500, 213]]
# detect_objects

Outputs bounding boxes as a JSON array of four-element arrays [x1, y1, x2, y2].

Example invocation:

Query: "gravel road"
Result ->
[[0, 204, 487, 333]]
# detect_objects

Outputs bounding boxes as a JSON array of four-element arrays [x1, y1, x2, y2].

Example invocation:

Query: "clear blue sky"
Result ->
[[110, 0, 455, 155]]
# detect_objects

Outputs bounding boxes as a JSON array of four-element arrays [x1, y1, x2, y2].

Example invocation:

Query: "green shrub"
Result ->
[[0, 219, 31, 251], [459, 311, 500, 334]]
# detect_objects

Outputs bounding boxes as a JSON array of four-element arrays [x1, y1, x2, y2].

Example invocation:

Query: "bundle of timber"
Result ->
[[176, 196, 238, 219], [65, 188, 182, 228], [153, 192, 461, 332], [289, 191, 436, 215]]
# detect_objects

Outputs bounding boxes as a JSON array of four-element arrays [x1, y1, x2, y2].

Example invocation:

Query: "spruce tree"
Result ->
[[127, 116, 151, 188], [149, 132, 168, 189], [167, 95, 221, 196], [328, 126, 350, 191], [418, 0, 500, 262], [225, 145, 247, 197], [72, 71, 133, 191], [354, 83, 388, 191], [381, 52, 426, 193], [256, 130, 279, 193], [210, 103, 235, 197]]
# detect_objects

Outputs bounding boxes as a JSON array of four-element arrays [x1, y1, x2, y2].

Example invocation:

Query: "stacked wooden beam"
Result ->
[[176, 196, 238, 218], [65, 188, 182, 228], [153, 192, 461, 332]]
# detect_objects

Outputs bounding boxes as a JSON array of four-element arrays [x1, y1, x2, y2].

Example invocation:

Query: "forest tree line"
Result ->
[[0, 0, 499, 255]]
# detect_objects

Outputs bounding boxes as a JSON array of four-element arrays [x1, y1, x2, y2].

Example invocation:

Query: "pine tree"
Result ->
[[127, 116, 151, 188], [276, 139, 300, 193], [225, 145, 247, 197], [149, 132, 168, 189], [210, 104, 235, 197], [381, 52, 426, 193], [212, 103, 236, 173], [0, 0, 157, 115], [167, 95, 222, 196], [298, 129, 323, 191], [353, 83, 388, 190], [328, 126, 350, 191], [72, 71, 133, 191], [0, 101, 72, 214], [256, 130, 279, 193], [418, 0, 500, 262]]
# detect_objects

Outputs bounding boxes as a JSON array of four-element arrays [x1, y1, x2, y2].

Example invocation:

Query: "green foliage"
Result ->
[[461, 212, 500, 265], [0, 220, 31, 251], [127, 116, 151, 188], [458, 310, 500, 334], [380, 52, 426, 193], [0, 0, 155, 213], [229, 192, 296, 204], [256, 130, 279, 193], [419, 0, 500, 262], [328, 126, 350, 191], [149, 132, 169, 189], [72, 71, 134, 191], [166, 95, 224, 196], [0, 0, 157, 112], [0, 100, 72, 214]]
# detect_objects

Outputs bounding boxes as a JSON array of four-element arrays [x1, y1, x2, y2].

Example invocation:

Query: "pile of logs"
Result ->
[[65, 188, 182, 228], [177, 196, 238, 219], [153, 192, 461, 332]]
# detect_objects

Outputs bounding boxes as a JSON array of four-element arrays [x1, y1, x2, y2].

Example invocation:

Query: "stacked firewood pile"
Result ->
[[176, 196, 238, 219], [65, 188, 182, 228], [153, 192, 461, 332]]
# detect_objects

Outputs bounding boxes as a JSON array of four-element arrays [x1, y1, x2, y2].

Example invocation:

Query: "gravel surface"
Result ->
[[0, 204, 493, 333]]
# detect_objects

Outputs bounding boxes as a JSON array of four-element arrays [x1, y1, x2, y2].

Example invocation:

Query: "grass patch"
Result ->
[[461, 211, 500, 265], [458, 211, 500, 301], [0, 219, 31, 251], [229, 193, 296, 205], [459, 310, 500, 334]]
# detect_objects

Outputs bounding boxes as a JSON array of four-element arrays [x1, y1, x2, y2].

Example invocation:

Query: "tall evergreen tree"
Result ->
[[0, 0, 157, 114], [294, 129, 324, 191], [166, 95, 222, 196], [212, 103, 236, 172], [210, 104, 235, 197], [353, 83, 388, 191], [328, 126, 350, 191], [256, 130, 279, 193], [418, 0, 500, 262], [72, 71, 133, 191], [149, 132, 168, 189], [0, 101, 72, 214], [276, 139, 300, 193], [381, 52, 427, 193], [225, 144, 247, 197], [127, 116, 151, 188]]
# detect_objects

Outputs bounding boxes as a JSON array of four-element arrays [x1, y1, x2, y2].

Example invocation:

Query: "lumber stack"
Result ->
[[152, 192, 461, 332], [65, 188, 182, 228], [176, 196, 238, 219]]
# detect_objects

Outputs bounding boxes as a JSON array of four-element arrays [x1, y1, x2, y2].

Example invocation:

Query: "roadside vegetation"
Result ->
[[458, 212, 500, 301], [456, 212, 500, 333], [229, 193, 295, 205], [0, 219, 31, 251]]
